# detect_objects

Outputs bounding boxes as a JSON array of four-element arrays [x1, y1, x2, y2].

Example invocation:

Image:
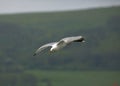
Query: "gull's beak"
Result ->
[[49, 50, 55, 53], [49, 50, 53, 54]]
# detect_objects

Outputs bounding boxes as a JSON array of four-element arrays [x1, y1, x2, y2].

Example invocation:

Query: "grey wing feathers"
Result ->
[[60, 36, 83, 44], [33, 42, 56, 56]]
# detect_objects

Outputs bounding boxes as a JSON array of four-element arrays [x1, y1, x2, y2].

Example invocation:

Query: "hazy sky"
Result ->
[[0, 0, 120, 14]]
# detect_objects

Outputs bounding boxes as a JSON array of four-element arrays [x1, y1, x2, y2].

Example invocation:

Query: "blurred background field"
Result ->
[[0, 70, 120, 86], [0, 6, 120, 86], [26, 70, 120, 86]]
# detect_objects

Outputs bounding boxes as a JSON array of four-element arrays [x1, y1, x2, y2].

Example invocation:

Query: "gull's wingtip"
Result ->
[[33, 53, 37, 56]]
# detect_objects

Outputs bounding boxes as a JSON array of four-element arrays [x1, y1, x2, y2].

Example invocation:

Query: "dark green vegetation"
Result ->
[[0, 6, 120, 86], [0, 72, 37, 86], [0, 6, 120, 71]]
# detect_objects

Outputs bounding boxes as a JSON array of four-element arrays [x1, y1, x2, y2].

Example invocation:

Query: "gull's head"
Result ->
[[50, 48, 56, 53], [49, 43, 57, 53]]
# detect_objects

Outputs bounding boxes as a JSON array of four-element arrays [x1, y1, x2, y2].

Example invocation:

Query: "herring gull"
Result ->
[[33, 36, 85, 56]]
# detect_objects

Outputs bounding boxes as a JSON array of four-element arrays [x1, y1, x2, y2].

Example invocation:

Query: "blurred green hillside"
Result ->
[[0, 6, 120, 71]]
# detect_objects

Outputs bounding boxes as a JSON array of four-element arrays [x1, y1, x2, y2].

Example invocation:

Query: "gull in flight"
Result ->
[[33, 36, 85, 56]]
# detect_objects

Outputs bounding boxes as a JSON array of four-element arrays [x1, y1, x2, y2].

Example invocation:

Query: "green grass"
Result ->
[[26, 70, 120, 86]]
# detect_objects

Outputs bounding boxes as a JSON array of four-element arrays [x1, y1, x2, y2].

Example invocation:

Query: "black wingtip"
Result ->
[[33, 53, 36, 56]]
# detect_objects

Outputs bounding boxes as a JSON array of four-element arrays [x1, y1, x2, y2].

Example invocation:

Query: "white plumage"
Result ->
[[33, 36, 85, 56]]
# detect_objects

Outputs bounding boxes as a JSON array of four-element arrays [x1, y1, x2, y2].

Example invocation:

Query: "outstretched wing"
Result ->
[[58, 36, 84, 44], [33, 42, 56, 56]]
